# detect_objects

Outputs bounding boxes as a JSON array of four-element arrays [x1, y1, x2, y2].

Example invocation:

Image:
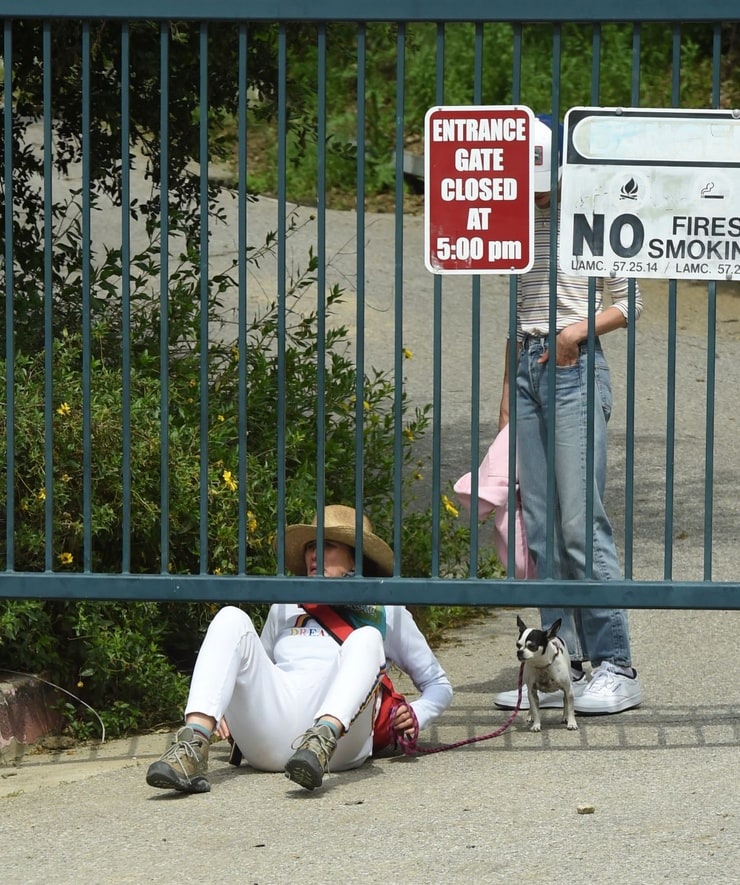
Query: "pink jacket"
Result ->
[[453, 424, 536, 580]]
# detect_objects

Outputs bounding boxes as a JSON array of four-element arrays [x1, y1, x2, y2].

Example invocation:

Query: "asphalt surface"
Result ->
[[1, 606, 738, 884], [2, 180, 740, 882]]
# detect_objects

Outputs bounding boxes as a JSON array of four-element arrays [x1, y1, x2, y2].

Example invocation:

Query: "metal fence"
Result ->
[[1, 1, 739, 608]]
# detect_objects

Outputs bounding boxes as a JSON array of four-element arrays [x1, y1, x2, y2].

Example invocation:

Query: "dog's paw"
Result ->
[[529, 723, 542, 733], [564, 719, 579, 730]]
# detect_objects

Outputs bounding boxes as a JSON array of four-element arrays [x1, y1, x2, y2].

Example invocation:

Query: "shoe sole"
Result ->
[[284, 752, 324, 791], [574, 699, 643, 715], [146, 762, 211, 793], [493, 698, 563, 711]]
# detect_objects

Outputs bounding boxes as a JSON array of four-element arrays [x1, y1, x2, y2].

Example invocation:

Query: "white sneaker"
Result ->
[[574, 662, 643, 715], [493, 676, 588, 710]]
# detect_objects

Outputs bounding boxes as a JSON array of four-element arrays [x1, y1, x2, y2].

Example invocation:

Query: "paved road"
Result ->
[[1, 606, 739, 884]]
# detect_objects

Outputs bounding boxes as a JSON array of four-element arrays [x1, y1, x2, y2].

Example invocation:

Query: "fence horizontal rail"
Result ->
[[1, 573, 739, 609], [4, 1, 740, 23]]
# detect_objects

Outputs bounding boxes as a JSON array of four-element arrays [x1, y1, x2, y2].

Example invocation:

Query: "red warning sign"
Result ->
[[424, 105, 534, 274]]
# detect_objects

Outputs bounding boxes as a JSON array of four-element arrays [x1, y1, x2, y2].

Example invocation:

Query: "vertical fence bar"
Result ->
[[315, 22, 328, 573], [43, 22, 54, 572], [120, 22, 132, 573], [237, 23, 248, 574], [391, 23, 406, 575], [465, 21, 484, 576], [583, 23, 602, 579], [430, 21, 445, 579], [354, 23, 368, 565], [81, 22, 93, 572], [275, 24, 288, 572], [622, 22, 642, 580], [506, 23, 522, 582], [702, 23, 722, 579], [3, 20, 14, 571], [662, 24, 682, 579], [159, 22, 170, 573], [544, 22, 562, 579], [199, 22, 210, 573]]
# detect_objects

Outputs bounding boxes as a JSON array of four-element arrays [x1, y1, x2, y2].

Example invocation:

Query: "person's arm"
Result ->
[[384, 606, 453, 732], [553, 275, 643, 366]]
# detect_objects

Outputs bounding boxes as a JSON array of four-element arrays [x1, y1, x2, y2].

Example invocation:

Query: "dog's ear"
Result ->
[[545, 618, 562, 640], [516, 615, 527, 634]]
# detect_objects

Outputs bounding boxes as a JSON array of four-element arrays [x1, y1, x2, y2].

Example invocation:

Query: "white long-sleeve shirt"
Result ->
[[260, 603, 453, 731]]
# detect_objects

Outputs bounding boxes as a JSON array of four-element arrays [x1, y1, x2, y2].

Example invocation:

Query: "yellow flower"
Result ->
[[403, 428, 415, 442], [56, 402, 71, 416], [217, 414, 225, 422], [442, 494, 459, 518], [77, 681, 84, 689], [222, 470, 237, 491], [247, 510, 258, 534], [58, 551, 74, 566], [61, 473, 71, 483], [214, 567, 223, 576], [403, 348, 413, 360], [413, 471, 423, 481], [36, 488, 46, 502]]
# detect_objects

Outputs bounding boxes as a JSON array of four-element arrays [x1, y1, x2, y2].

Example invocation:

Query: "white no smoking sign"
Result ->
[[560, 106, 740, 281]]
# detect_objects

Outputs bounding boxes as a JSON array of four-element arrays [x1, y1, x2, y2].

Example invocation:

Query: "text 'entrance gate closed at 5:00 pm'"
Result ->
[[424, 105, 535, 275], [559, 107, 740, 281]]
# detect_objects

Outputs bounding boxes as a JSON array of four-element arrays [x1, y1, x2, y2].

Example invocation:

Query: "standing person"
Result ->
[[493, 116, 643, 715], [146, 504, 452, 793]]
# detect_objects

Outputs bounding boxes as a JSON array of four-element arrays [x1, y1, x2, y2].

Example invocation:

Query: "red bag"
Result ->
[[301, 604, 407, 751], [371, 672, 408, 751]]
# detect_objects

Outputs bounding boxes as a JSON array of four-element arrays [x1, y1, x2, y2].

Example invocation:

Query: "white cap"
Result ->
[[532, 117, 561, 192]]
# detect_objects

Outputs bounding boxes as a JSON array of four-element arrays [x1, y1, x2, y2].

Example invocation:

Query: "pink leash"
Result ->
[[393, 662, 524, 756]]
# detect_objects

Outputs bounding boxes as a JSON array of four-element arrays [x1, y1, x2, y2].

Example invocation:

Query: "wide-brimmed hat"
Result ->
[[283, 504, 393, 576]]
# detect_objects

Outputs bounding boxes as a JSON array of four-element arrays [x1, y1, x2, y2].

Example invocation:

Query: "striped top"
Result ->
[[516, 207, 643, 342]]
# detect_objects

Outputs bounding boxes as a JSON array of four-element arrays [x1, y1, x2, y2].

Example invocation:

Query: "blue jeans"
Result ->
[[515, 336, 632, 668]]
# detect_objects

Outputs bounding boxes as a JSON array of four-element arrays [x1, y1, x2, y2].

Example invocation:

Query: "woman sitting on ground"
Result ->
[[145, 504, 453, 793]]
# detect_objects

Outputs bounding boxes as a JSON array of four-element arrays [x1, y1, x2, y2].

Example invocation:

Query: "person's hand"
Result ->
[[215, 717, 231, 741], [392, 703, 415, 739], [539, 327, 580, 367]]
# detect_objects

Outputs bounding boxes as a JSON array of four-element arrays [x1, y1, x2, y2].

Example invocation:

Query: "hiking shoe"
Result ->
[[574, 662, 643, 715], [146, 726, 211, 793], [493, 675, 588, 710], [284, 724, 337, 791]]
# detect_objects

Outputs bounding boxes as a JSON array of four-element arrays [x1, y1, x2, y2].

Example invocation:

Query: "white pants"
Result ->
[[185, 606, 385, 772]]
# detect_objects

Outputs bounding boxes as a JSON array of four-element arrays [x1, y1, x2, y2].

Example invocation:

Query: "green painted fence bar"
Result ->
[[0, 5, 738, 608]]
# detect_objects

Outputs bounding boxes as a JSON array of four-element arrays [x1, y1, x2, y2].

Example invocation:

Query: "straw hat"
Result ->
[[283, 505, 393, 577]]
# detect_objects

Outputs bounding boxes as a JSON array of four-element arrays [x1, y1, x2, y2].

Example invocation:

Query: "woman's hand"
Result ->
[[392, 703, 415, 738], [214, 717, 231, 741]]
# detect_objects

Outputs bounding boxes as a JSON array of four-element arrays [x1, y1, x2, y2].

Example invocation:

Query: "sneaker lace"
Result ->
[[162, 736, 204, 776], [291, 726, 336, 770], [585, 663, 619, 693]]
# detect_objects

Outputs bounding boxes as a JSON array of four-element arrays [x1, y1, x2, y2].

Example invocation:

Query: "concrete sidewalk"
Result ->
[[1, 605, 738, 884]]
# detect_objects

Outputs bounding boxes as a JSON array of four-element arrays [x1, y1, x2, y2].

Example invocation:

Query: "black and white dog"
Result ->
[[516, 615, 578, 732]]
